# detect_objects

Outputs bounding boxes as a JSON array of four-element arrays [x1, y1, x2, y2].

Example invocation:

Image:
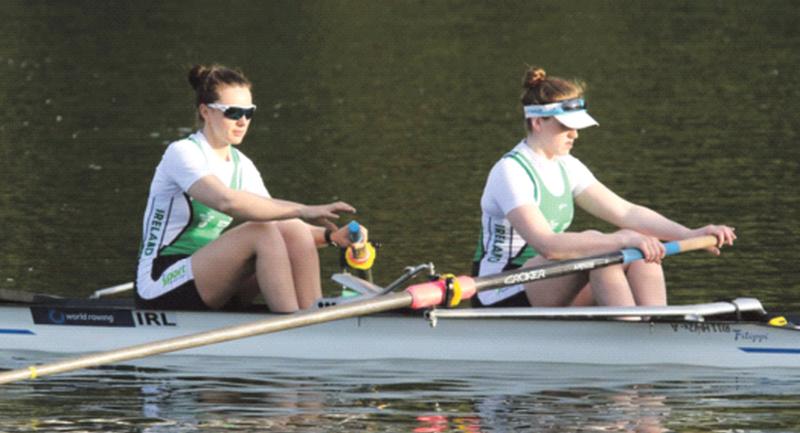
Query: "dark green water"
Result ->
[[2, 1, 800, 431], [1, 0, 799, 307]]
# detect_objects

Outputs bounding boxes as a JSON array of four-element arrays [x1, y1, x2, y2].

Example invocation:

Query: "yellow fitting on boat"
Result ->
[[28, 366, 38, 379], [769, 316, 788, 327], [441, 273, 462, 308], [345, 242, 377, 270]]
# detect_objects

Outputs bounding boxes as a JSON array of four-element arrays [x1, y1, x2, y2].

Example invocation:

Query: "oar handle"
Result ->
[[673, 235, 718, 253], [405, 235, 720, 309], [621, 235, 718, 263], [345, 221, 376, 271]]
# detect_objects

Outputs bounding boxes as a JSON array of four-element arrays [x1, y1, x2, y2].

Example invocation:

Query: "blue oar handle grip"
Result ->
[[621, 235, 718, 264], [348, 221, 362, 243]]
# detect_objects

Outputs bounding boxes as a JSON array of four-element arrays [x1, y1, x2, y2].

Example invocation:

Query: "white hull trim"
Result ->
[[2, 300, 800, 368]]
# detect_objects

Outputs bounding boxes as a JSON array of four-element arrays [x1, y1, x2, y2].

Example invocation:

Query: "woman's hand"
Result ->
[[690, 224, 737, 255], [299, 202, 356, 231], [616, 229, 666, 263], [330, 224, 369, 248]]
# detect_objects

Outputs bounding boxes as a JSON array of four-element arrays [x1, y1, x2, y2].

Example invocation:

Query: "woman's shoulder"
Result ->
[[557, 154, 597, 192], [163, 136, 200, 156], [557, 153, 590, 171], [486, 153, 529, 186], [231, 147, 259, 169], [155, 136, 208, 172], [491, 141, 527, 164]]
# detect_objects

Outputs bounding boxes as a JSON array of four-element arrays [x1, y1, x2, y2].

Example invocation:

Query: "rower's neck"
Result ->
[[209, 143, 231, 161], [202, 127, 232, 161], [524, 135, 556, 160]]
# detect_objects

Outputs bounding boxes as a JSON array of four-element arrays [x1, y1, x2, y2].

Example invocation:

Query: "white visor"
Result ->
[[554, 110, 598, 130], [523, 98, 599, 130]]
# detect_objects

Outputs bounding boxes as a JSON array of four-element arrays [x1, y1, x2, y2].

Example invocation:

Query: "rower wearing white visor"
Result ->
[[472, 66, 736, 308], [522, 97, 598, 129]]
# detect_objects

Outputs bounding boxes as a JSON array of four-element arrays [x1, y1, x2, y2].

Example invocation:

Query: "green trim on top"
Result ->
[[160, 136, 242, 256], [507, 151, 539, 203]]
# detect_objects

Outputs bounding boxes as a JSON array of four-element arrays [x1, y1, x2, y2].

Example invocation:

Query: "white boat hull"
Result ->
[[2, 301, 800, 368]]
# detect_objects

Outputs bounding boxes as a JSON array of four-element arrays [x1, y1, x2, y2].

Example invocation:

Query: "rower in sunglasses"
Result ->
[[134, 64, 368, 314], [206, 103, 257, 120], [472, 66, 736, 310]]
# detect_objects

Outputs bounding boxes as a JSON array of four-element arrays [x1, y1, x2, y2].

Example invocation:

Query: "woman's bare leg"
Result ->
[[570, 284, 595, 306], [626, 261, 667, 306], [277, 219, 322, 309], [520, 255, 663, 308], [589, 264, 637, 307], [191, 221, 300, 312], [523, 256, 590, 307]]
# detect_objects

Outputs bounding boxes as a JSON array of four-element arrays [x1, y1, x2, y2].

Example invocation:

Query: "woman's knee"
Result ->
[[628, 260, 664, 278], [626, 260, 664, 284], [277, 219, 316, 247], [238, 221, 282, 238], [277, 219, 311, 236], [227, 222, 288, 254], [590, 263, 625, 278]]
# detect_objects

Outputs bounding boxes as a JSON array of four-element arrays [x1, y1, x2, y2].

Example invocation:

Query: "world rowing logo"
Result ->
[[31, 307, 136, 327], [47, 309, 66, 324]]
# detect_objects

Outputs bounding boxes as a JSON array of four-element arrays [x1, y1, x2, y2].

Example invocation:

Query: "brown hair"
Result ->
[[521, 66, 585, 105], [188, 64, 252, 107], [520, 66, 586, 131]]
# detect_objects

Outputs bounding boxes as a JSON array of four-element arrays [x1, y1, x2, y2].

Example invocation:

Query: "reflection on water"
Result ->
[[3, 355, 800, 432]]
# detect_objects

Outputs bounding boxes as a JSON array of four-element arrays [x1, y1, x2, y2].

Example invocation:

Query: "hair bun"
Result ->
[[188, 64, 212, 91], [523, 67, 547, 89]]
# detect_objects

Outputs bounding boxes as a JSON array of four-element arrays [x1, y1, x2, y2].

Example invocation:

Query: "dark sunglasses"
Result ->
[[206, 103, 257, 120]]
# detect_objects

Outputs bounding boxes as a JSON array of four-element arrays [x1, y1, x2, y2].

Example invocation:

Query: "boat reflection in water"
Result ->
[[3, 354, 799, 432]]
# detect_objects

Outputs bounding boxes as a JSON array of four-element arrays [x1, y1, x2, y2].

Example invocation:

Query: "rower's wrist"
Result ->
[[296, 204, 309, 220], [614, 230, 633, 249], [324, 228, 339, 247]]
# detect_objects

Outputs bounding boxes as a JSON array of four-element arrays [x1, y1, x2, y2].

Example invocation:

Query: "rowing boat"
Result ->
[[1, 239, 796, 377], [2, 292, 799, 368]]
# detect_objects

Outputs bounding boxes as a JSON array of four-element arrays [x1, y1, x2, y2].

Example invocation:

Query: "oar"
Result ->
[[89, 281, 134, 299], [0, 235, 717, 385], [465, 235, 719, 296], [0, 289, 62, 304], [0, 293, 414, 385], [0, 282, 135, 304]]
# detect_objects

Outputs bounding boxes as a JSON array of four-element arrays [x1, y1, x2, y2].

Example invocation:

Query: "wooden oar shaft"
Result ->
[[0, 292, 412, 385]]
